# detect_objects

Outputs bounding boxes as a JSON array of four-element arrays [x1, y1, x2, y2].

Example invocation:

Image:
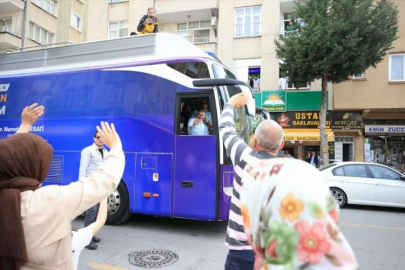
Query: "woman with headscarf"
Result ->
[[240, 158, 359, 270], [0, 105, 125, 270]]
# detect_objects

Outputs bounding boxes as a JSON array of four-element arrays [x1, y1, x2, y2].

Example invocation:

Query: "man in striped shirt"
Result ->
[[220, 93, 284, 270]]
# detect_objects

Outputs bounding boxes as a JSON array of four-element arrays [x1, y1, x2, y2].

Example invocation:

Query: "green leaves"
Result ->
[[275, 0, 399, 85]]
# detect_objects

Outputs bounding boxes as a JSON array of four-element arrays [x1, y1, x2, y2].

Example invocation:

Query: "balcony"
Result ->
[[280, 0, 295, 13], [0, 26, 21, 50], [0, 0, 24, 12]]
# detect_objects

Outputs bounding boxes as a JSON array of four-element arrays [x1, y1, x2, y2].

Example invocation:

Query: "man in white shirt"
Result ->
[[188, 110, 211, 135], [79, 132, 109, 250], [253, 75, 260, 92]]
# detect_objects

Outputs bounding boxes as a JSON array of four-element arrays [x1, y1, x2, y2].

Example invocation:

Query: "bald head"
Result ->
[[254, 120, 284, 151]]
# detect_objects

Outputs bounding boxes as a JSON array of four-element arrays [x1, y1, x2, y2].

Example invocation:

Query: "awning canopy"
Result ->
[[283, 129, 335, 142]]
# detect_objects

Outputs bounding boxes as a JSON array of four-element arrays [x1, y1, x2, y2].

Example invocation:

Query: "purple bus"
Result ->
[[0, 33, 255, 224]]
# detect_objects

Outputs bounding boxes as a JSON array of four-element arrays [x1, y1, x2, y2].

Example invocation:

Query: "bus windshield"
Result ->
[[212, 64, 253, 145]]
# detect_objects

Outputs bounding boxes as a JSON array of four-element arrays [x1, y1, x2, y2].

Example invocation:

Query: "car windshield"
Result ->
[[319, 163, 337, 171]]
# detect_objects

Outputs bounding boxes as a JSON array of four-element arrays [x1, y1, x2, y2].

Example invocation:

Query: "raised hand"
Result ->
[[17, 103, 45, 133], [96, 122, 122, 150], [228, 93, 250, 108]]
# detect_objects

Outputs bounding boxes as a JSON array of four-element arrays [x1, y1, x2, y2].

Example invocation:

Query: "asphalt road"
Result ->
[[75, 205, 405, 270]]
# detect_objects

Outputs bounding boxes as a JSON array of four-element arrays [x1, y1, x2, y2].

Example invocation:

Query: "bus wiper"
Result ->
[[193, 78, 250, 89]]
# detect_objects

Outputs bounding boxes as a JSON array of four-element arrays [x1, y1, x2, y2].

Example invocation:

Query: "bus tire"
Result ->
[[106, 181, 132, 225]]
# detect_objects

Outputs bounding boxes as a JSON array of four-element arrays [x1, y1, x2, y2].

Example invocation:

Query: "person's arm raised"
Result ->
[[16, 103, 45, 134]]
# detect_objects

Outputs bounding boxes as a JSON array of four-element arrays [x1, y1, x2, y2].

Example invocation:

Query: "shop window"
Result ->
[[389, 54, 405, 81], [368, 165, 401, 181], [234, 6, 262, 37], [343, 165, 368, 178]]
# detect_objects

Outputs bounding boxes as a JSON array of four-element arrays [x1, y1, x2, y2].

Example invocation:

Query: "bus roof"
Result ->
[[0, 33, 217, 76]]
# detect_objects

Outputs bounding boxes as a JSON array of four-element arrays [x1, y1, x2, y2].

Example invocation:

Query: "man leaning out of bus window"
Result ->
[[188, 110, 212, 136]]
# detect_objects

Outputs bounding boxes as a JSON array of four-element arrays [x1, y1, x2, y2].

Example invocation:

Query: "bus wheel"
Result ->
[[106, 181, 132, 225]]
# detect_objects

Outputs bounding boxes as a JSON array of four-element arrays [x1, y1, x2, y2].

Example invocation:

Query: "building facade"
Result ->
[[333, 0, 405, 170]]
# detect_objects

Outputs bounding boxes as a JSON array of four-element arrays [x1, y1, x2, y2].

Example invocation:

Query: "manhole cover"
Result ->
[[128, 249, 178, 268]]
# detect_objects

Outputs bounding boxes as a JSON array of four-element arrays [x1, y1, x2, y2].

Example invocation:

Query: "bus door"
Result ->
[[173, 92, 219, 220]]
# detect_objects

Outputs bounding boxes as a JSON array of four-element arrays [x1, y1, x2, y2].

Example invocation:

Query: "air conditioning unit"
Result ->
[[211, 17, 218, 27]]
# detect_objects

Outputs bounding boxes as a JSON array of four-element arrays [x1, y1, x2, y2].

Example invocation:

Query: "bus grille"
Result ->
[[44, 155, 63, 184]]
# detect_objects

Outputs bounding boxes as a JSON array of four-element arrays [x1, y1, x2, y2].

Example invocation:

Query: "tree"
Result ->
[[275, 0, 399, 165]]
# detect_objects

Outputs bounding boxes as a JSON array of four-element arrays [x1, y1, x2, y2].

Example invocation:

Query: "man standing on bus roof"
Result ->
[[188, 110, 212, 136], [137, 7, 159, 35], [79, 131, 109, 250], [220, 93, 284, 270]]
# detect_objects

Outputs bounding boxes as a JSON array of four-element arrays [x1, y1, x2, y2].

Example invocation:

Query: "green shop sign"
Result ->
[[262, 90, 287, 112]]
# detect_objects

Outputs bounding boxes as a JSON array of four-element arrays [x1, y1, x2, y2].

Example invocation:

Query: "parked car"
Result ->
[[320, 162, 405, 208]]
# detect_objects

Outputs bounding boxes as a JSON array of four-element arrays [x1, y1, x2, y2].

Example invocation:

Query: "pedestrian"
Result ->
[[240, 158, 358, 269], [137, 7, 159, 34], [248, 75, 254, 89], [72, 198, 108, 270], [0, 102, 125, 269], [79, 131, 109, 250], [307, 151, 319, 168], [253, 75, 260, 92], [220, 92, 284, 270]]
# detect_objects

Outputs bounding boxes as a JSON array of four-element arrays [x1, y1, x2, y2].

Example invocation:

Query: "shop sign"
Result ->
[[365, 125, 405, 134], [331, 112, 362, 129], [262, 90, 286, 112], [276, 111, 331, 128]]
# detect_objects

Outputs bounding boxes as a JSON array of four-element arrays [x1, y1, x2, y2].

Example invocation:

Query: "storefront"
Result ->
[[364, 124, 405, 171], [256, 90, 332, 161], [275, 111, 334, 160], [331, 112, 363, 162]]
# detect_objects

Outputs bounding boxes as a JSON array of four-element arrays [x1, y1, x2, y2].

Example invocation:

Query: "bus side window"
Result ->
[[178, 97, 212, 136]]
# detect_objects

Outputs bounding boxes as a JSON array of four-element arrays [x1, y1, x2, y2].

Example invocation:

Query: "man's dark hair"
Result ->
[[130, 32, 137, 36], [94, 131, 98, 138], [147, 7, 155, 13]]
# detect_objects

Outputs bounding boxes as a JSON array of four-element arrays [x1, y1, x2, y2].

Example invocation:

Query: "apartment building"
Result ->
[[333, 0, 404, 168], [0, 0, 85, 51]]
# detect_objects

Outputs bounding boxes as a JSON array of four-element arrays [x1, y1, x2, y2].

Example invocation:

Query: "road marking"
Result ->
[[340, 222, 405, 231], [87, 262, 129, 270]]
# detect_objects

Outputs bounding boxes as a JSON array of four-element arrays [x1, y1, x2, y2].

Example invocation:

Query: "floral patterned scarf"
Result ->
[[240, 158, 359, 270]]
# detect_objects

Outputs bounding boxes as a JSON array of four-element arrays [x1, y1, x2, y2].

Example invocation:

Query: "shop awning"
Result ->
[[283, 129, 335, 142]]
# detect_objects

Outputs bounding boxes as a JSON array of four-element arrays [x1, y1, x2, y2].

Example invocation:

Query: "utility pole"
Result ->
[[21, 0, 29, 50]]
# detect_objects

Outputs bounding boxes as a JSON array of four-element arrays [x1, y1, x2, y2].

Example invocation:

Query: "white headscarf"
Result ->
[[240, 158, 358, 270]]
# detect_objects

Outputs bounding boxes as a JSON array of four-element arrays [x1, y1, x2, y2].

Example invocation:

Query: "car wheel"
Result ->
[[330, 187, 347, 208], [106, 181, 132, 225]]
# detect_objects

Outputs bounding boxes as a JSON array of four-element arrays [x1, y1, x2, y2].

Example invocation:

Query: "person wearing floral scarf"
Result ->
[[240, 158, 359, 270]]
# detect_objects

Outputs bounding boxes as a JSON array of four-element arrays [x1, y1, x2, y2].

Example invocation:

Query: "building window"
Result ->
[[177, 20, 211, 44], [32, 0, 58, 16], [389, 54, 405, 81], [283, 13, 298, 36], [71, 13, 82, 31], [352, 72, 365, 79], [109, 0, 128, 3], [28, 22, 54, 44], [108, 20, 128, 39], [234, 6, 262, 37]]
